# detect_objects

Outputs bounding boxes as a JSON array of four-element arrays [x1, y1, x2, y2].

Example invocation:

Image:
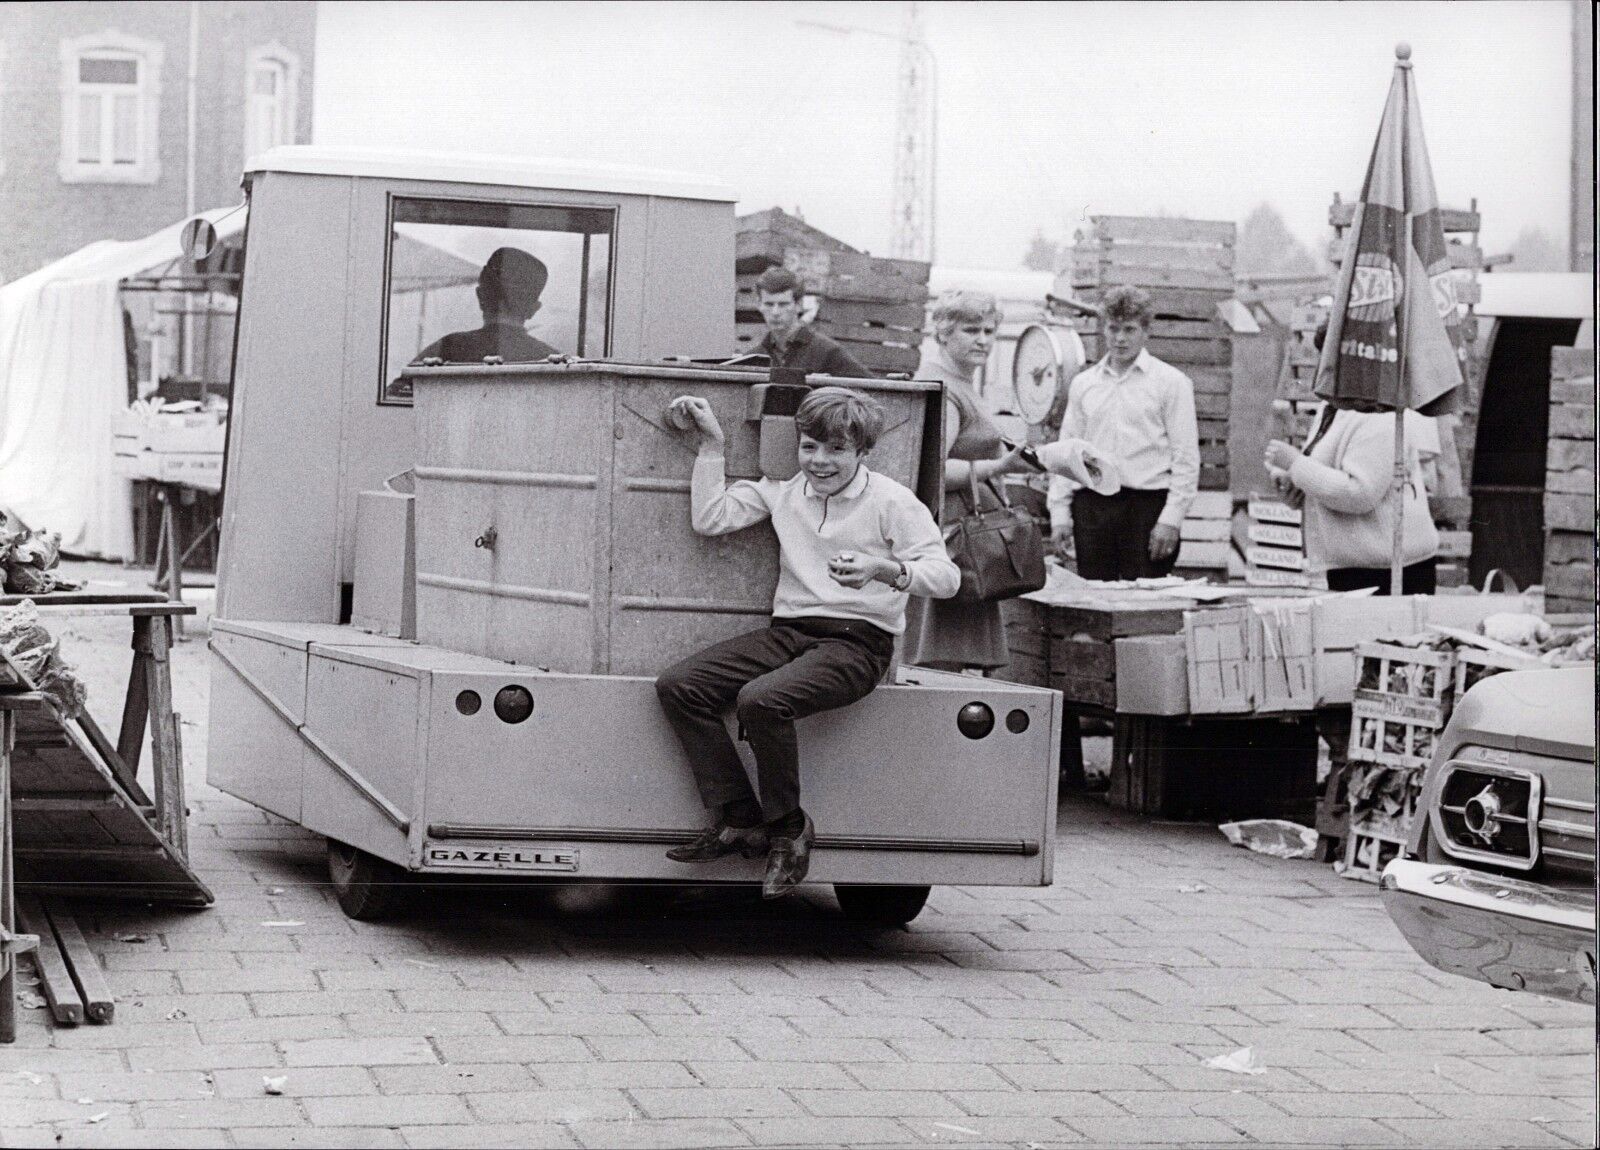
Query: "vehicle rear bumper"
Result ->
[[1380, 859, 1597, 1004]]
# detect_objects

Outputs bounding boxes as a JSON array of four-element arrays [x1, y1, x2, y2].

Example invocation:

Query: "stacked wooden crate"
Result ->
[[1543, 346, 1596, 615], [733, 208, 929, 376], [1062, 216, 1237, 494], [1274, 301, 1328, 438], [1245, 493, 1308, 587], [1329, 195, 1484, 586]]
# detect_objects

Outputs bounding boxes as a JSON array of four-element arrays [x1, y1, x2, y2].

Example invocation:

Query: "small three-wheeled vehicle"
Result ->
[[206, 146, 1060, 925]]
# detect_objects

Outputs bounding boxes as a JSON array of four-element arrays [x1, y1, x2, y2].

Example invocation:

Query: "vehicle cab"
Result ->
[[205, 146, 1061, 924], [1381, 665, 1597, 1003]]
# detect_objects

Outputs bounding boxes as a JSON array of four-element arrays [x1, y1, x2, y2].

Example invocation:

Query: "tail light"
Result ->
[[1433, 760, 1540, 871]]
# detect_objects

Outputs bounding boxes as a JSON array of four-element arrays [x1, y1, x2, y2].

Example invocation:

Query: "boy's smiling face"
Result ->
[[798, 433, 865, 496]]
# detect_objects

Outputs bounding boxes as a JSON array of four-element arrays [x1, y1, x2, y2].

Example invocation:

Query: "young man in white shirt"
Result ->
[[655, 387, 960, 899], [1047, 285, 1200, 580]]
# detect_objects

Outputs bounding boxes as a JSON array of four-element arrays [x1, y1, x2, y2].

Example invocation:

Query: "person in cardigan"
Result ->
[[903, 289, 1033, 673], [655, 387, 959, 898], [1265, 406, 1439, 594]]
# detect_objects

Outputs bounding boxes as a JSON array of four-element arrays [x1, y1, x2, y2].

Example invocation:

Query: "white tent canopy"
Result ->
[[0, 206, 247, 559]]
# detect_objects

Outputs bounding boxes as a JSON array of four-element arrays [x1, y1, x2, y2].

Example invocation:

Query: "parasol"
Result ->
[[1314, 44, 1467, 594]]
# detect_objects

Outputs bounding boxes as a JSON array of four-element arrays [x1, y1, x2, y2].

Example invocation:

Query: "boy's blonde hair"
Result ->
[[795, 387, 885, 453]]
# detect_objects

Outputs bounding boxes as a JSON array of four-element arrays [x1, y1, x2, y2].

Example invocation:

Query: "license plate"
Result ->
[[422, 842, 579, 873]]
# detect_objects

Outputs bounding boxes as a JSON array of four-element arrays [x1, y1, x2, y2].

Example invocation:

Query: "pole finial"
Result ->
[[1395, 42, 1412, 64]]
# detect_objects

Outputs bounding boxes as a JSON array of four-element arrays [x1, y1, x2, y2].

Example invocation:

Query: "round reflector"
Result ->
[[957, 702, 994, 740], [494, 685, 534, 724]]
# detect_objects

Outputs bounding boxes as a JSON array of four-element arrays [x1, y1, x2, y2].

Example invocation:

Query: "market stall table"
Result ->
[[0, 592, 209, 906]]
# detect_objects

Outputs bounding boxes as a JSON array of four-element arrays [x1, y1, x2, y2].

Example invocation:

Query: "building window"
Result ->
[[244, 44, 299, 160], [59, 31, 163, 184], [380, 197, 615, 405]]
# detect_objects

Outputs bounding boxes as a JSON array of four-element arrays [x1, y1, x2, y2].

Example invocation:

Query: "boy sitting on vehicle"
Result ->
[[656, 387, 960, 898]]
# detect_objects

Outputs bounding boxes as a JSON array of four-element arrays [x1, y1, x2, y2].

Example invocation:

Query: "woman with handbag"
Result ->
[[904, 290, 1037, 672]]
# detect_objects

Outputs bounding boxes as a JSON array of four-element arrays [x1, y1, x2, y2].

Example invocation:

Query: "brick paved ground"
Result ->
[[1, 563, 1594, 1148]]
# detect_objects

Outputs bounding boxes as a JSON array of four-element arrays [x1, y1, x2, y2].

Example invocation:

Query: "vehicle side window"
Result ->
[[380, 197, 614, 405]]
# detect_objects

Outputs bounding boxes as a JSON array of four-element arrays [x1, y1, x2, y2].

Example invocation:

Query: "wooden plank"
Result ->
[[1047, 602, 1187, 641], [810, 298, 927, 331], [142, 617, 187, 858], [1545, 562, 1596, 599], [1176, 540, 1231, 569], [1073, 243, 1235, 273], [1189, 491, 1234, 518], [41, 900, 113, 1023], [1435, 530, 1472, 559], [1551, 347, 1595, 380], [1446, 243, 1483, 270], [0, 591, 167, 608], [1195, 392, 1231, 418], [1545, 467, 1596, 495], [1185, 366, 1233, 394], [1048, 673, 1116, 709], [15, 896, 82, 1025], [1549, 405, 1596, 439], [1547, 440, 1595, 471], [1551, 379, 1598, 405], [1544, 531, 1596, 565], [1544, 493, 1596, 532], [1069, 261, 1234, 293], [1181, 518, 1232, 542], [1329, 201, 1480, 232], [1050, 637, 1115, 680], [1199, 464, 1231, 490], [1089, 217, 1236, 246]]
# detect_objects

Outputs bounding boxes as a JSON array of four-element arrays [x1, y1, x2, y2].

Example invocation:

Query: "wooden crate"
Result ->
[[1350, 641, 1455, 769], [1250, 601, 1316, 712], [1455, 646, 1540, 698], [1109, 713, 1318, 821], [1032, 596, 1189, 709], [1340, 824, 1407, 883]]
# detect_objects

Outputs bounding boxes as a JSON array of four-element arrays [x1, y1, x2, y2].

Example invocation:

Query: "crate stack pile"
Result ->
[[1273, 301, 1328, 441], [1244, 493, 1308, 587], [1059, 216, 1237, 576], [733, 209, 929, 376], [1328, 194, 1485, 586], [1543, 346, 1595, 615]]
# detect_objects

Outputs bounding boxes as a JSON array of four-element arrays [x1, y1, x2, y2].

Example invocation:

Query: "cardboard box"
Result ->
[[154, 452, 222, 492], [1250, 601, 1316, 712], [1312, 595, 1420, 651], [1113, 634, 1190, 715], [1184, 606, 1252, 713], [1414, 593, 1534, 633], [1315, 648, 1358, 705]]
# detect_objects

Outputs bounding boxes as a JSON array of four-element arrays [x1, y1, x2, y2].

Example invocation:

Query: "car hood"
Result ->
[[1447, 665, 1596, 762]]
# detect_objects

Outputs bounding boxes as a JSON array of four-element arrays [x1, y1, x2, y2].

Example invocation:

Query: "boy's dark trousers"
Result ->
[[1072, 489, 1179, 580], [655, 617, 895, 824]]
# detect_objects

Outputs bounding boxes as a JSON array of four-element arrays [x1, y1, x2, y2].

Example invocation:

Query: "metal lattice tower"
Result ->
[[889, 2, 935, 262]]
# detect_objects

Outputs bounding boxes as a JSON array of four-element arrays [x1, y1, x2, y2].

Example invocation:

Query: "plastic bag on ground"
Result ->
[[1218, 819, 1318, 860], [1205, 1046, 1267, 1075]]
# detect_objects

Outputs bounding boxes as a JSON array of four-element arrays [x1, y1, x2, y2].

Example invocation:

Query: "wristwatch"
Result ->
[[892, 561, 911, 591]]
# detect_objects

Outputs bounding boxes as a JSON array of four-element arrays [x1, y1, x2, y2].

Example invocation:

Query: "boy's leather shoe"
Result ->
[[762, 812, 815, 899], [666, 823, 768, 863]]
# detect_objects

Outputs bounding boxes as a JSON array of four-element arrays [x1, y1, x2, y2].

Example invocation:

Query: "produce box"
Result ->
[[1250, 600, 1316, 712], [1455, 646, 1540, 697], [1349, 640, 1455, 769], [1184, 605, 1252, 714], [1112, 634, 1189, 715]]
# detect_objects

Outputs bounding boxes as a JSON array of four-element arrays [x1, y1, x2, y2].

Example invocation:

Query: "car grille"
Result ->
[[1435, 760, 1540, 871]]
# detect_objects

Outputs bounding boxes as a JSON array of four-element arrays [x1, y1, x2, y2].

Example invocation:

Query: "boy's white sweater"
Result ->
[[691, 453, 960, 635]]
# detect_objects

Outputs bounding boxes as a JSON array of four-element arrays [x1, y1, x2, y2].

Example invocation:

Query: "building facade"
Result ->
[[0, 1, 314, 282]]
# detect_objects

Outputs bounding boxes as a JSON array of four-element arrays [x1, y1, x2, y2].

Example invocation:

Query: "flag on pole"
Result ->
[[1315, 44, 1466, 416]]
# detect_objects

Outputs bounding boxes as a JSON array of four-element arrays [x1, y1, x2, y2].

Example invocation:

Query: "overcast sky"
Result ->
[[314, 0, 1577, 269]]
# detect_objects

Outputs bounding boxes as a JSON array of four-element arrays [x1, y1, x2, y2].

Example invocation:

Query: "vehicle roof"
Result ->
[[1450, 664, 1596, 761], [244, 145, 738, 204]]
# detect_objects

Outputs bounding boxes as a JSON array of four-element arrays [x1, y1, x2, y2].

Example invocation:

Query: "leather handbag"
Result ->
[[944, 470, 1048, 603]]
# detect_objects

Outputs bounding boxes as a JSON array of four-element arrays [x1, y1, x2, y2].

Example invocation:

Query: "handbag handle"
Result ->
[[963, 460, 1010, 512]]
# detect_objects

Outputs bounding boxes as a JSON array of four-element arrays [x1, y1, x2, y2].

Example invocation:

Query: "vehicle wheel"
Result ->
[[834, 884, 931, 926], [327, 839, 411, 921]]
